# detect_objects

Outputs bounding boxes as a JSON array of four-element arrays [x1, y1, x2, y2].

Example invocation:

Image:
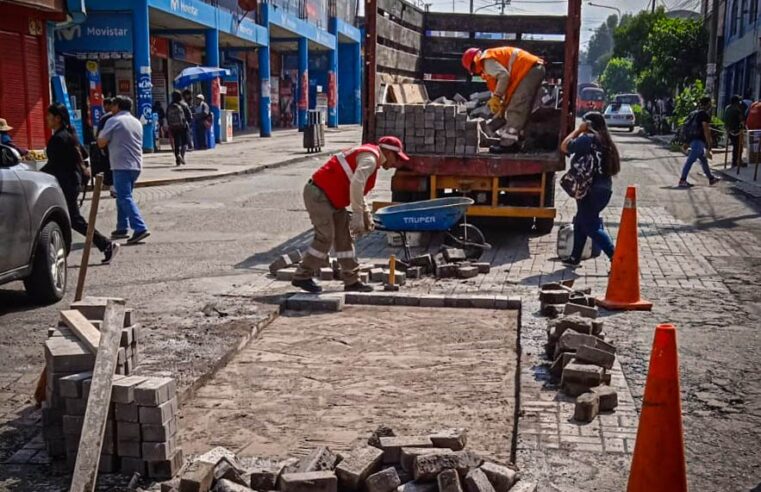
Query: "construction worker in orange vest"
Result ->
[[462, 46, 546, 153], [292, 136, 410, 293]]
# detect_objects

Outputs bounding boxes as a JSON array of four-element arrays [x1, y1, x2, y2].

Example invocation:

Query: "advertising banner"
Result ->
[[86, 61, 104, 129], [55, 13, 132, 54]]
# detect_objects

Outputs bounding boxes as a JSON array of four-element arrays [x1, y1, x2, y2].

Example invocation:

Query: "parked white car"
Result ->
[[604, 103, 636, 132]]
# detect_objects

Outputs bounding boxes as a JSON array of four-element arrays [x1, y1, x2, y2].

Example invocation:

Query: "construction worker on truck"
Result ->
[[291, 136, 410, 294], [462, 46, 546, 153]]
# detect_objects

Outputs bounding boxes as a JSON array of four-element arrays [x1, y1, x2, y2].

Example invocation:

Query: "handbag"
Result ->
[[560, 137, 600, 200]]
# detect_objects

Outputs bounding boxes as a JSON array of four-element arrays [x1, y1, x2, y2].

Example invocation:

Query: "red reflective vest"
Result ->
[[312, 144, 381, 209]]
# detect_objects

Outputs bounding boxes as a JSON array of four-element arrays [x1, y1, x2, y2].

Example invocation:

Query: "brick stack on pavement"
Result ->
[[271, 248, 491, 286], [373, 104, 481, 156], [538, 283, 619, 423], [69, 296, 142, 375], [162, 427, 536, 492]]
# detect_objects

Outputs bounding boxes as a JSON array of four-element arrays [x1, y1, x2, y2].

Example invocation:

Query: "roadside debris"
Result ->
[[160, 428, 535, 492], [538, 283, 619, 423]]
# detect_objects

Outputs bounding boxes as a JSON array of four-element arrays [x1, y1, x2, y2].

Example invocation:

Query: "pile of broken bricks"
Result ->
[[269, 248, 491, 286], [161, 427, 536, 492], [538, 283, 620, 423]]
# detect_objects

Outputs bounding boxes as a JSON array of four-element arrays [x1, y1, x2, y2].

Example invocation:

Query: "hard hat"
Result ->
[[462, 48, 481, 73]]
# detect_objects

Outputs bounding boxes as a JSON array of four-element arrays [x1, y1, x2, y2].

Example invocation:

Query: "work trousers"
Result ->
[[294, 182, 360, 285], [500, 63, 546, 145], [728, 131, 743, 167]]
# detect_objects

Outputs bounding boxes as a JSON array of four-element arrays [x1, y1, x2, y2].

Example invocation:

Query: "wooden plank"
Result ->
[[377, 14, 422, 52], [70, 299, 126, 492], [424, 37, 566, 63], [425, 13, 567, 35], [60, 310, 100, 354], [377, 0, 424, 28], [377, 44, 420, 74]]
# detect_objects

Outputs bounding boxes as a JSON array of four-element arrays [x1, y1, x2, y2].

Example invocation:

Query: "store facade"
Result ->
[[0, 1, 65, 150]]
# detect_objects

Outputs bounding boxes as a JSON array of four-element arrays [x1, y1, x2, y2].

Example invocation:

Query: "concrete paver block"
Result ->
[[379, 436, 433, 464], [508, 481, 537, 492], [564, 303, 598, 319], [286, 294, 345, 312], [419, 295, 446, 307], [370, 268, 385, 282], [59, 372, 92, 399], [277, 268, 297, 281], [398, 481, 437, 492], [111, 376, 148, 404], [335, 447, 384, 490], [142, 436, 178, 461], [576, 345, 616, 370], [429, 429, 467, 451], [297, 447, 340, 472], [383, 271, 407, 286], [539, 289, 570, 305], [366, 467, 402, 492], [437, 469, 464, 492], [400, 448, 452, 472], [592, 385, 619, 411], [473, 262, 490, 274], [320, 268, 335, 281], [179, 459, 215, 492], [464, 468, 496, 492], [457, 266, 479, 279], [562, 363, 603, 388], [574, 392, 600, 422], [139, 397, 178, 425], [479, 462, 517, 492], [135, 377, 176, 406], [442, 248, 467, 263]]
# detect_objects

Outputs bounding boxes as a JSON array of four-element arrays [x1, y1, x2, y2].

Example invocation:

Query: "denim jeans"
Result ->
[[571, 186, 615, 260], [680, 139, 715, 181], [112, 170, 148, 233]]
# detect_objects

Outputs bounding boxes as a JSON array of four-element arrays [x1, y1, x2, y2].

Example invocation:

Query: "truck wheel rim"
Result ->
[[49, 229, 66, 291]]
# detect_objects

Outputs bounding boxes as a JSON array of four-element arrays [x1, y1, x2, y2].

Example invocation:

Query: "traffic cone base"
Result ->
[[596, 297, 652, 311]]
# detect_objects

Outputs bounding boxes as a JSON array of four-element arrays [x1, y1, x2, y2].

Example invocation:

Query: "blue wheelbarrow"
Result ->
[[374, 197, 491, 261]]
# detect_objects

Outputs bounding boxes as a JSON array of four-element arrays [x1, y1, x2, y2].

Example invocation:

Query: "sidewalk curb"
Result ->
[[135, 150, 332, 189]]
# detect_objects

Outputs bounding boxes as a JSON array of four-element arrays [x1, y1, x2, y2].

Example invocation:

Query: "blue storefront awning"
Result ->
[[173, 66, 231, 88]]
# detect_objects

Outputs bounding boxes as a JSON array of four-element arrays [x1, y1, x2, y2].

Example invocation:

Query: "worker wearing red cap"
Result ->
[[292, 136, 410, 293], [462, 46, 545, 153]]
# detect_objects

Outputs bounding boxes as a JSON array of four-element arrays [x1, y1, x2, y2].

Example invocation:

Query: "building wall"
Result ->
[[718, 0, 761, 107]]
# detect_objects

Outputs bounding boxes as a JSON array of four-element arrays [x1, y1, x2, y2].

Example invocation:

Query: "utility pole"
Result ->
[[706, 0, 720, 102]]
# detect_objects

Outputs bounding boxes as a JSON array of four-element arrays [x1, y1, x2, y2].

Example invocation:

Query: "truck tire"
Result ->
[[534, 172, 556, 234], [24, 221, 67, 304]]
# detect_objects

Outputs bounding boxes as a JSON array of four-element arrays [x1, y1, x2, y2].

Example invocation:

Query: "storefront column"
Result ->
[[132, 0, 155, 151], [298, 36, 308, 130], [258, 5, 272, 137], [352, 40, 362, 125], [205, 28, 221, 144], [327, 43, 338, 128]]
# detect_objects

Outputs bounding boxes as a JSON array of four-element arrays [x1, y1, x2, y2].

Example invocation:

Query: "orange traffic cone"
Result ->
[[627, 323, 687, 492], [597, 186, 652, 310]]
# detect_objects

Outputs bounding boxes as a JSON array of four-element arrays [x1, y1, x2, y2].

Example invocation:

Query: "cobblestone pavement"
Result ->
[[1, 131, 761, 490]]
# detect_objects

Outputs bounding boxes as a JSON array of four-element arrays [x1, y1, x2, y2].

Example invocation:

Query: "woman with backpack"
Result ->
[[42, 104, 118, 264], [559, 112, 620, 268], [167, 91, 189, 166]]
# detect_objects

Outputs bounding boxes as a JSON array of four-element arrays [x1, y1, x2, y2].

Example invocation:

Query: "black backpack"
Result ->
[[0, 144, 20, 166], [677, 110, 703, 143], [167, 102, 187, 130]]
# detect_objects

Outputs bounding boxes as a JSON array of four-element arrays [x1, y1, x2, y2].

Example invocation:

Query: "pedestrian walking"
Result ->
[[42, 104, 118, 264], [461, 46, 545, 153], [97, 96, 151, 244], [559, 112, 620, 268], [291, 136, 409, 293], [678, 96, 720, 188], [182, 89, 195, 150], [723, 95, 746, 168], [166, 91, 189, 166], [91, 97, 116, 190], [193, 94, 211, 150]]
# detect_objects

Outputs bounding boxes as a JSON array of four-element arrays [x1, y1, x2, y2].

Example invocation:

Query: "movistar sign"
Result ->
[[55, 12, 133, 53]]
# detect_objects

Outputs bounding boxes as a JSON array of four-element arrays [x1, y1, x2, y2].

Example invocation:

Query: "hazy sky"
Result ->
[[423, 0, 659, 48]]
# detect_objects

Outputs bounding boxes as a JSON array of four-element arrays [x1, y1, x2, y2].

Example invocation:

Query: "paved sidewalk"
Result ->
[[138, 126, 361, 187]]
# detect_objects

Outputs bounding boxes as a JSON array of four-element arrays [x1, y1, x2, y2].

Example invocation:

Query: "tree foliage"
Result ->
[[600, 57, 636, 95], [585, 14, 619, 77], [643, 17, 707, 91], [612, 8, 667, 73]]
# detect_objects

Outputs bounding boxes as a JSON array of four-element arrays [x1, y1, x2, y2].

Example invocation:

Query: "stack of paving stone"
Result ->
[[69, 296, 142, 374], [163, 428, 536, 492], [538, 283, 619, 423], [55, 372, 182, 478], [373, 104, 481, 156], [271, 248, 491, 286]]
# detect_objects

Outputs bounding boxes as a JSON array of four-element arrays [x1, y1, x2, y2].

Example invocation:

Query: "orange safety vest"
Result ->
[[312, 144, 381, 209], [474, 46, 542, 105]]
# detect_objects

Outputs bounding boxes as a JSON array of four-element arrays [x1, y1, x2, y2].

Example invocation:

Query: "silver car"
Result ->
[[0, 144, 71, 303], [604, 103, 636, 132]]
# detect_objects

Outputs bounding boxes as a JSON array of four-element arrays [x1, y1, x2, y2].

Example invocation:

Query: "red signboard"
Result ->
[[118, 79, 131, 93], [327, 70, 336, 109], [211, 78, 221, 108], [150, 36, 169, 58], [298, 71, 308, 111]]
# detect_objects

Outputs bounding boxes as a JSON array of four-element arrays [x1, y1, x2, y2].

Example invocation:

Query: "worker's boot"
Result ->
[[344, 281, 374, 293], [292, 278, 323, 293]]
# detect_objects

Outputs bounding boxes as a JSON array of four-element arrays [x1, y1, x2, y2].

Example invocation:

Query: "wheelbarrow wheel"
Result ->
[[445, 223, 486, 260]]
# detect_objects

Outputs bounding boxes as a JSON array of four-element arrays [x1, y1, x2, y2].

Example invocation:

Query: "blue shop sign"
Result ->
[[55, 12, 133, 53]]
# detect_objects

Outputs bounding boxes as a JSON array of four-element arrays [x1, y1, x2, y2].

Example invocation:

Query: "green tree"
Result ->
[[586, 14, 619, 77], [600, 57, 636, 95], [635, 68, 670, 101], [643, 17, 707, 91], [613, 8, 667, 74]]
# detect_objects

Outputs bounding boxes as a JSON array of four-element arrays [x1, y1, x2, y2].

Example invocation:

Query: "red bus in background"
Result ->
[[577, 84, 605, 115]]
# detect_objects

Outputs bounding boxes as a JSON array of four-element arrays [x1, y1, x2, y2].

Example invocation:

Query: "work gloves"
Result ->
[[350, 210, 375, 237], [488, 95, 504, 115]]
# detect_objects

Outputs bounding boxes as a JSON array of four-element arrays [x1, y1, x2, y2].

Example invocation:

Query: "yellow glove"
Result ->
[[488, 95, 503, 114]]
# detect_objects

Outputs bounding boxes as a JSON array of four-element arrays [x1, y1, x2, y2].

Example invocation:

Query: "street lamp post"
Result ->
[[587, 1, 621, 18]]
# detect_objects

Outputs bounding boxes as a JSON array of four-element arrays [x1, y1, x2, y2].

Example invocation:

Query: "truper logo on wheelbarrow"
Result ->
[[403, 216, 437, 224]]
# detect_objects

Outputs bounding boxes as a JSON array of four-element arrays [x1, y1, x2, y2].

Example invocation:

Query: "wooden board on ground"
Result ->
[[387, 83, 428, 104], [60, 310, 101, 353], [70, 299, 126, 492]]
